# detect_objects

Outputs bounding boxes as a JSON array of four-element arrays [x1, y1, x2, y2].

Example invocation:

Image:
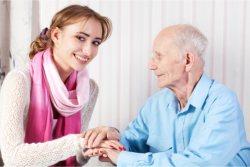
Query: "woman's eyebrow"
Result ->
[[77, 32, 102, 40]]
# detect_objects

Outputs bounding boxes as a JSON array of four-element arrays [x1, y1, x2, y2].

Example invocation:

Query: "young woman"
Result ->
[[0, 5, 118, 166]]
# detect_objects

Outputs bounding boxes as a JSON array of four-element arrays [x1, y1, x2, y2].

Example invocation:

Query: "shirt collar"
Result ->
[[168, 92, 179, 111], [189, 72, 212, 110], [167, 72, 212, 112]]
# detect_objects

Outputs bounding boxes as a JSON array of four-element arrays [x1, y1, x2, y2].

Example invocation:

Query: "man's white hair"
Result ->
[[173, 24, 208, 65]]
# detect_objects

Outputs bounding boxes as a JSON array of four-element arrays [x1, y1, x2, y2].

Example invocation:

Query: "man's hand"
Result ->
[[80, 126, 121, 148], [98, 148, 121, 164]]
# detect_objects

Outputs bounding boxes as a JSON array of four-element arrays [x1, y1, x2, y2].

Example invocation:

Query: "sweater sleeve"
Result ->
[[0, 70, 81, 166]]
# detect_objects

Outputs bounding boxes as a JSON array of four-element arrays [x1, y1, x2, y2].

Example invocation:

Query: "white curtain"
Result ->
[[0, 0, 250, 166]]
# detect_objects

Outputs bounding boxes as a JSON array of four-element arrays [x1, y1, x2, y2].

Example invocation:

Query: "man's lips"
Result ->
[[157, 74, 163, 78]]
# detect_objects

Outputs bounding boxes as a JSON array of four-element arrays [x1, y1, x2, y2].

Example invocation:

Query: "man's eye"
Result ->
[[93, 41, 100, 46], [76, 36, 84, 41]]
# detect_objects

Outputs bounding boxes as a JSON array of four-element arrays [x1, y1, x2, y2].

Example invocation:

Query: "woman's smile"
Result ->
[[74, 53, 89, 64]]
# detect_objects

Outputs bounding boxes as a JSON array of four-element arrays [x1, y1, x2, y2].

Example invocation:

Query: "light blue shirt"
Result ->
[[118, 72, 250, 166]]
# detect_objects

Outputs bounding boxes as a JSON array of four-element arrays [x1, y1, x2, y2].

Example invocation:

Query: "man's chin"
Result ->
[[157, 83, 166, 88]]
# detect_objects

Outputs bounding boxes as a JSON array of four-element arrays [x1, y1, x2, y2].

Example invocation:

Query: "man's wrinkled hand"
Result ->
[[80, 126, 121, 148]]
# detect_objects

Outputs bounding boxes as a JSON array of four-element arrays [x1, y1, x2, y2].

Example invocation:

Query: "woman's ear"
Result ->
[[185, 52, 195, 72], [51, 27, 62, 46]]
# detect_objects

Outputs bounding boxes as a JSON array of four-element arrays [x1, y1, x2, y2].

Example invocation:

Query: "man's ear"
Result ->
[[185, 52, 195, 71], [51, 27, 62, 46]]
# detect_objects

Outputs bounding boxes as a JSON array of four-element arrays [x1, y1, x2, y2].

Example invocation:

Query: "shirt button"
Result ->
[[160, 145, 164, 149], [179, 117, 183, 121], [179, 145, 183, 149]]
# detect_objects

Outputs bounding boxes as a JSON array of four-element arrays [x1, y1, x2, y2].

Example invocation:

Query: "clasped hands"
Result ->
[[79, 126, 124, 164]]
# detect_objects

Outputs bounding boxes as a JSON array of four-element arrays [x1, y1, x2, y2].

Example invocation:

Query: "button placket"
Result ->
[[176, 114, 185, 152]]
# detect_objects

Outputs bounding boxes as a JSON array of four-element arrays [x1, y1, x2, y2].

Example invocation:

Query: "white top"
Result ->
[[52, 119, 58, 136], [0, 65, 99, 166]]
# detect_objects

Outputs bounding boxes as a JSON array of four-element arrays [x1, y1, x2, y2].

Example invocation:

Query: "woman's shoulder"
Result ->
[[89, 78, 99, 97], [2, 64, 31, 90]]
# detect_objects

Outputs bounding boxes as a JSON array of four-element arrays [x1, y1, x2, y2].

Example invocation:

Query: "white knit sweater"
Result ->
[[0, 65, 98, 166]]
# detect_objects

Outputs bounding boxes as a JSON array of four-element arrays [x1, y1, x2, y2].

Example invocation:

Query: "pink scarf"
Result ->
[[25, 48, 89, 166]]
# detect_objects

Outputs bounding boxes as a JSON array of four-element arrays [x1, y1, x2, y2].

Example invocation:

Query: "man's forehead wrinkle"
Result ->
[[153, 26, 180, 56], [154, 35, 173, 55]]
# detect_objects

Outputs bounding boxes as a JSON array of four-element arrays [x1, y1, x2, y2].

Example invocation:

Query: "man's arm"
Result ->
[[119, 110, 150, 153], [117, 94, 244, 166]]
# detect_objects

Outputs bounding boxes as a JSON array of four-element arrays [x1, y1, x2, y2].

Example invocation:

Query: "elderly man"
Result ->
[[82, 24, 250, 166]]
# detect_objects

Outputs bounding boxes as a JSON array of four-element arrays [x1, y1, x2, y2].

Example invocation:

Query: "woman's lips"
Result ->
[[74, 54, 88, 64]]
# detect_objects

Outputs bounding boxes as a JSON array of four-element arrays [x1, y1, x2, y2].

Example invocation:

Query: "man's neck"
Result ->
[[168, 71, 203, 110]]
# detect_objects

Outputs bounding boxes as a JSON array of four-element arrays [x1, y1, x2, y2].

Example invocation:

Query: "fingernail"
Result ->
[[110, 145, 114, 148], [123, 147, 126, 151], [100, 151, 103, 153], [95, 152, 98, 154], [119, 147, 123, 150]]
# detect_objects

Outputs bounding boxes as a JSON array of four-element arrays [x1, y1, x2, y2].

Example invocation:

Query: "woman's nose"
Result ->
[[82, 43, 92, 57]]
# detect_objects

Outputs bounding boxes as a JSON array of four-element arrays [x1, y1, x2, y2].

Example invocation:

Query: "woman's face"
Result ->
[[53, 17, 102, 72]]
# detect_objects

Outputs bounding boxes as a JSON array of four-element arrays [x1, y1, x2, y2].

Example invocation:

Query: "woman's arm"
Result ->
[[0, 69, 81, 166], [80, 78, 99, 133], [77, 78, 99, 165]]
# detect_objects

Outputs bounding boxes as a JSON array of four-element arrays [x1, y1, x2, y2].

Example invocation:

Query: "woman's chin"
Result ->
[[73, 65, 87, 72]]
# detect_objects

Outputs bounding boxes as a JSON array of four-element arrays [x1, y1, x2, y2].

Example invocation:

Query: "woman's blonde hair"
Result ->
[[29, 5, 112, 59]]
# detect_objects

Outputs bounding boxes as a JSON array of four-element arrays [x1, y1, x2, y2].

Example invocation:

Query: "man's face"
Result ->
[[148, 33, 186, 88]]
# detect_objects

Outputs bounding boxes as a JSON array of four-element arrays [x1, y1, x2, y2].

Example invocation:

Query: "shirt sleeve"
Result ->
[[118, 102, 150, 154], [117, 93, 243, 166]]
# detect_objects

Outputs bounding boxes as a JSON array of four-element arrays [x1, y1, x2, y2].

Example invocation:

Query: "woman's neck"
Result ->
[[52, 49, 73, 83]]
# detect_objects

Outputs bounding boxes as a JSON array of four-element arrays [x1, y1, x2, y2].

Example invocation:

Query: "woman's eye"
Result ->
[[76, 36, 84, 41], [93, 41, 100, 46]]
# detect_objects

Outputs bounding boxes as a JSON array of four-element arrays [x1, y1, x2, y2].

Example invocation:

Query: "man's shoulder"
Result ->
[[138, 88, 173, 118], [208, 79, 238, 104], [145, 88, 173, 106]]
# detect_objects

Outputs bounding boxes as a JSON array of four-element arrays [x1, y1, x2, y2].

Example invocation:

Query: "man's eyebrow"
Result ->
[[77, 32, 102, 40]]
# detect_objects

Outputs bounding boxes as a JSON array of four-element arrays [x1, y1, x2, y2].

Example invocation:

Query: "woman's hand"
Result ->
[[84, 147, 122, 165], [80, 126, 121, 148], [83, 139, 126, 161], [84, 139, 126, 151]]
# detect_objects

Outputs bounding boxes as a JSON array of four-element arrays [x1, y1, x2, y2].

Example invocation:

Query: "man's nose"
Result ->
[[148, 57, 157, 70]]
